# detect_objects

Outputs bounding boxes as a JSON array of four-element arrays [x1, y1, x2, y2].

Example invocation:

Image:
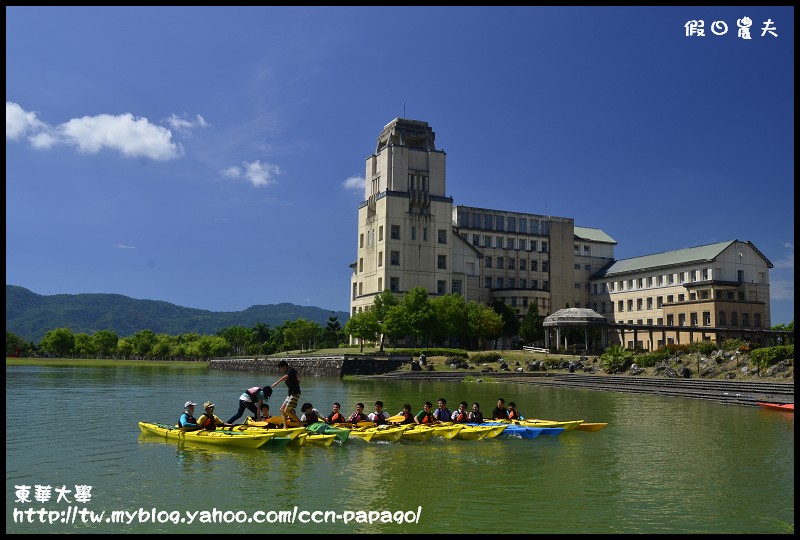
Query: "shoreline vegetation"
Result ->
[[7, 346, 793, 384]]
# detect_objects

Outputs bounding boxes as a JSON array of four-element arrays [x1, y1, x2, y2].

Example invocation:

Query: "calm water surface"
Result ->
[[5, 364, 794, 534]]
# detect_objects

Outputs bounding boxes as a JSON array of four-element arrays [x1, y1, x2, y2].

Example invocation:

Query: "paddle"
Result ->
[[386, 414, 405, 423]]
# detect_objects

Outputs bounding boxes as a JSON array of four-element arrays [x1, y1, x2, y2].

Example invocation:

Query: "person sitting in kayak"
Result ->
[[368, 400, 389, 425], [433, 397, 452, 423], [226, 385, 273, 424], [468, 402, 484, 424], [347, 403, 369, 424], [507, 401, 523, 421], [325, 402, 346, 424], [179, 401, 201, 431], [396, 403, 415, 424], [300, 402, 323, 425], [415, 401, 438, 424], [451, 401, 470, 423], [196, 401, 235, 431], [259, 402, 270, 421], [491, 398, 509, 420]]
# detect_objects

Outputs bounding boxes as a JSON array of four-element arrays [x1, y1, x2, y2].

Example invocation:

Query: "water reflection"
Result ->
[[6, 365, 794, 534]]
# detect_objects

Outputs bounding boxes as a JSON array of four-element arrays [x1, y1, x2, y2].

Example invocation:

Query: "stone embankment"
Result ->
[[365, 370, 794, 407], [209, 354, 411, 377]]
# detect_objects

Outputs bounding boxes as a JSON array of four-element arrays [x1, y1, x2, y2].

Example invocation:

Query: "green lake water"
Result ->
[[5, 364, 794, 534]]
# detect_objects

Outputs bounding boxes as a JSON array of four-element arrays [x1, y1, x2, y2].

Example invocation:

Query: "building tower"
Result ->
[[350, 118, 453, 316]]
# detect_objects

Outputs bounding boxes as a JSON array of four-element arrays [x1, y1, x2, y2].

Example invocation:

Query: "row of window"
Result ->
[[466, 234, 549, 252], [485, 257, 549, 272], [360, 225, 451, 248], [605, 269, 719, 292], [612, 311, 761, 328], [458, 211, 551, 235], [358, 252, 448, 272], [485, 277, 549, 291]]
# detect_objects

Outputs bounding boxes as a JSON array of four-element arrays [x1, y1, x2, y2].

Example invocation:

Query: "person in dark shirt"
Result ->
[[325, 402, 346, 424], [491, 398, 509, 420], [468, 402, 484, 424], [347, 402, 370, 424], [271, 360, 301, 429]]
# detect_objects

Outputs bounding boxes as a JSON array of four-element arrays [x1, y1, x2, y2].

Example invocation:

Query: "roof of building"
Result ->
[[543, 308, 608, 326], [593, 240, 773, 277], [574, 226, 616, 244]]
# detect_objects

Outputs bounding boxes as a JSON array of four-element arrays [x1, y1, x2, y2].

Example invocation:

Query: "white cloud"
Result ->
[[342, 175, 364, 190], [60, 113, 182, 160], [112, 244, 137, 249], [7, 101, 184, 160], [772, 242, 794, 270], [165, 113, 209, 132], [6, 101, 44, 139], [223, 160, 282, 187]]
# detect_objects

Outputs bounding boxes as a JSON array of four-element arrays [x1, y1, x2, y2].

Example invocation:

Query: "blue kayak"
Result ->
[[478, 422, 564, 439]]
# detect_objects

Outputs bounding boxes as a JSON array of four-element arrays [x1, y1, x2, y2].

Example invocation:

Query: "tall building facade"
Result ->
[[349, 118, 773, 348]]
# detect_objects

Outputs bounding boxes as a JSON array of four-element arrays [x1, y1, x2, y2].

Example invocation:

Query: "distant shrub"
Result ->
[[470, 352, 503, 364], [750, 345, 794, 371], [687, 341, 718, 355], [721, 338, 748, 352], [601, 344, 634, 373]]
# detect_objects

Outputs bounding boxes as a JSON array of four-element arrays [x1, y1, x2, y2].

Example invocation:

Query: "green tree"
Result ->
[[116, 338, 134, 359], [382, 304, 410, 348], [465, 302, 503, 350], [430, 293, 468, 347], [491, 300, 519, 349], [283, 318, 322, 351], [6, 331, 26, 356], [344, 310, 380, 352], [92, 330, 118, 358], [39, 328, 75, 357], [321, 314, 345, 348], [373, 290, 400, 351], [519, 298, 545, 345], [218, 326, 253, 356], [129, 330, 157, 359], [73, 333, 96, 358], [402, 287, 434, 346]]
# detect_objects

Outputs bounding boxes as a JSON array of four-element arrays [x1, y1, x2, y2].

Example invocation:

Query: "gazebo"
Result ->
[[543, 308, 609, 353]]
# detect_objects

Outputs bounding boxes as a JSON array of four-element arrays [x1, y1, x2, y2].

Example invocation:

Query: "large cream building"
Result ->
[[350, 118, 774, 349]]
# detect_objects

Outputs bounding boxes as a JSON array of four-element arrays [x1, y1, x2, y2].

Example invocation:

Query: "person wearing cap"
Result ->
[[196, 401, 235, 431], [226, 385, 273, 424], [178, 401, 201, 431]]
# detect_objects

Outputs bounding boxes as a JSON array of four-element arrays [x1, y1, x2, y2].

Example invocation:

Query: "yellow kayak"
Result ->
[[362, 425, 405, 442], [138, 422, 274, 449], [518, 419, 585, 432], [229, 425, 307, 440], [349, 429, 377, 442], [454, 425, 493, 440], [306, 433, 337, 446], [431, 424, 465, 439], [400, 425, 435, 442]]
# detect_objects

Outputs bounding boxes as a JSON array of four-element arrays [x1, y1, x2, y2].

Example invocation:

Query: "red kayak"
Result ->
[[757, 402, 794, 412]]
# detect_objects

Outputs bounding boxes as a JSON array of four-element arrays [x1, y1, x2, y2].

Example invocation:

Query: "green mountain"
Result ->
[[6, 285, 349, 343]]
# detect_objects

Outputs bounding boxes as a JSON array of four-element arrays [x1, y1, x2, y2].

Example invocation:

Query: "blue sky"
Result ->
[[6, 6, 794, 325]]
